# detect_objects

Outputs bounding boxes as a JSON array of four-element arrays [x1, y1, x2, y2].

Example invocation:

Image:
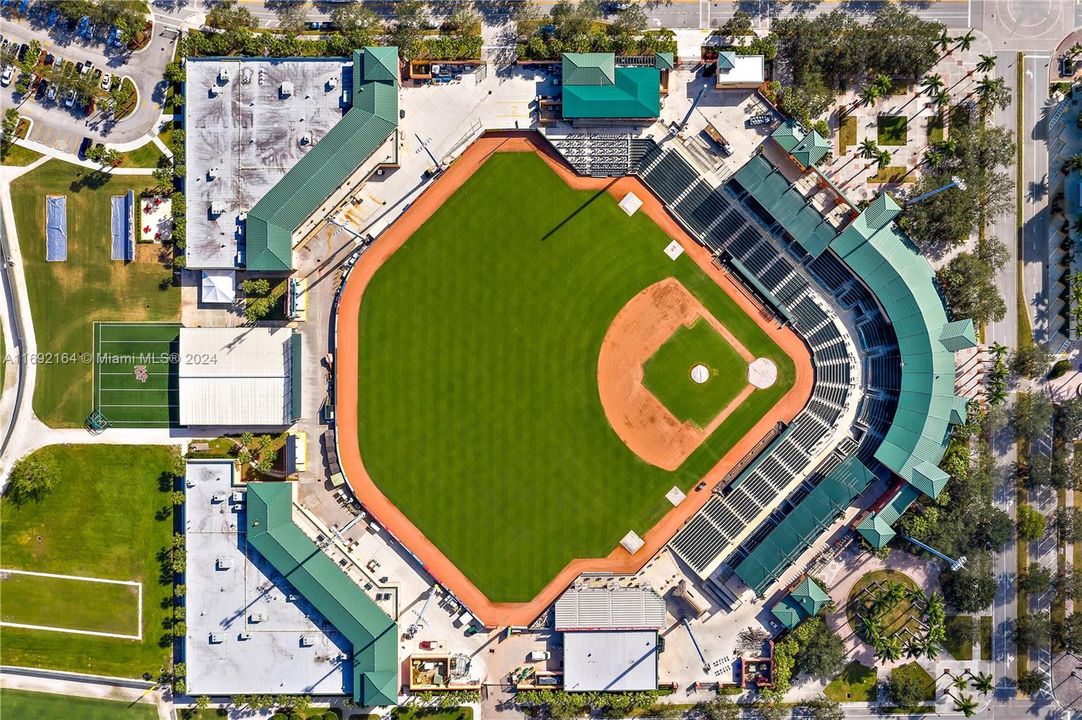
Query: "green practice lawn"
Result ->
[[0, 444, 178, 677], [825, 661, 877, 702], [642, 318, 746, 427], [11, 160, 180, 427], [0, 144, 43, 166], [0, 690, 158, 719], [0, 572, 141, 635], [356, 151, 794, 602], [877, 115, 909, 146], [119, 141, 165, 169]]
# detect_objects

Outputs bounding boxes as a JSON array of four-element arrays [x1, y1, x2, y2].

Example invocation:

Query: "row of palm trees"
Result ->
[[853, 583, 947, 665], [945, 669, 995, 717]]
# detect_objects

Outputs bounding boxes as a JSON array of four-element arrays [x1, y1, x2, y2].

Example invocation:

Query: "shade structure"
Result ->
[[201, 270, 236, 304]]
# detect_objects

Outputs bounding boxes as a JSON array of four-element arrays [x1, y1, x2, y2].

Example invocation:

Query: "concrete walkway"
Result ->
[[11, 137, 154, 174]]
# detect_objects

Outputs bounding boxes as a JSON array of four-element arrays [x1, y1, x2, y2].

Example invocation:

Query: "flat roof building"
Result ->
[[713, 51, 764, 89], [178, 327, 300, 427], [563, 631, 659, 692]]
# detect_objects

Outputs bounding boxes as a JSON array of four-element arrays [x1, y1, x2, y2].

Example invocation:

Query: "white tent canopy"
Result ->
[[201, 270, 236, 304]]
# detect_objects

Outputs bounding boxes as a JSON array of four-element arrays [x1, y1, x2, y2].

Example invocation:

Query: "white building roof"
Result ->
[[715, 53, 764, 85], [563, 631, 659, 692], [554, 587, 667, 631], [178, 327, 297, 426], [200, 270, 236, 304]]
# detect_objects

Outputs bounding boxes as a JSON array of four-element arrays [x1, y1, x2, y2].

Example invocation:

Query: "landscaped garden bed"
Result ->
[[877, 114, 908, 146]]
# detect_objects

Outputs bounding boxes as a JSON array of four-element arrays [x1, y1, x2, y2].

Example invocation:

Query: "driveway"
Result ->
[[0, 14, 178, 154]]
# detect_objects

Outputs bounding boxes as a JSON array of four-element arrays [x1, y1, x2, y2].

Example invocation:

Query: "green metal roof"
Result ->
[[857, 513, 896, 549], [877, 484, 920, 526], [769, 120, 829, 168], [791, 577, 831, 616], [771, 596, 805, 629], [655, 52, 675, 71], [734, 457, 873, 595], [246, 48, 400, 272], [909, 460, 949, 498], [940, 319, 978, 351], [562, 53, 616, 85], [829, 201, 967, 485], [246, 482, 398, 706], [733, 155, 838, 257]]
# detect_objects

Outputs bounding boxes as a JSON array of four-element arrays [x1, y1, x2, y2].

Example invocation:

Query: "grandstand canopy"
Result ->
[[561, 53, 660, 120], [246, 482, 398, 706]]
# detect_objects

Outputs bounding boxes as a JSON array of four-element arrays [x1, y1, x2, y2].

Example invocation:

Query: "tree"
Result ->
[[955, 29, 976, 52], [971, 671, 994, 695], [332, 3, 382, 46], [1015, 610, 1051, 651], [163, 61, 185, 86], [611, 2, 648, 35], [859, 138, 880, 159], [976, 53, 996, 73], [935, 29, 953, 53], [392, 0, 429, 60], [1056, 507, 1082, 543], [6, 456, 58, 504], [953, 694, 978, 717], [1017, 504, 1048, 541], [1055, 612, 1082, 653], [1011, 343, 1053, 378], [195, 695, 211, 712], [207, 0, 257, 29], [718, 10, 754, 37], [240, 278, 271, 296], [936, 251, 1007, 325], [859, 86, 880, 107], [1020, 564, 1054, 594], [975, 75, 1011, 116], [941, 554, 996, 612], [1016, 668, 1045, 696], [795, 618, 846, 678], [802, 697, 843, 720], [921, 73, 944, 96], [888, 669, 928, 706], [276, 2, 309, 34], [1013, 391, 1054, 446], [736, 626, 771, 654], [874, 635, 903, 663], [699, 695, 739, 720]]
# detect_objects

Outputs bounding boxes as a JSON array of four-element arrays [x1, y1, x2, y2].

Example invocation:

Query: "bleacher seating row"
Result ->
[[550, 133, 637, 177], [631, 142, 901, 582]]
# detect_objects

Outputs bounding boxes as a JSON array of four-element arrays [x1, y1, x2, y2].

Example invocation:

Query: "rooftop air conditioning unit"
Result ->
[[209, 633, 224, 644], [300, 635, 314, 647], [281, 81, 294, 97], [216, 556, 231, 570], [241, 68, 252, 84], [249, 612, 266, 623], [218, 68, 230, 83]]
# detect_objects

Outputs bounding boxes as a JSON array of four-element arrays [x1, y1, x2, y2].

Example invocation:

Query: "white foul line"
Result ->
[[0, 568, 143, 640]]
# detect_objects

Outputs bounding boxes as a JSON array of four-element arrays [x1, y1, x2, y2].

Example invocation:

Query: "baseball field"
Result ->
[[342, 135, 808, 611]]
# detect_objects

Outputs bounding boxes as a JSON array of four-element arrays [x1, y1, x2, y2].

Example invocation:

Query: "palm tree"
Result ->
[[922, 636, 940, 660], [1064, 152, 1082, 175], [952, 674, 970, 693], [955, 30, 976, 52], [860, 85, 881, 107], [992, 341, 1009, 359], [874, 635, 903, 663], [873, 73, 893, 97], [921, 73, 944, 96], [859, 138, 880, 160], [953, 694, 979, 717], [936, 29, 953, 54], [932, 88, 951, 108], [924, 150, 943, 169], [876, 149, 892, 170], [971, 671, 994, 696], [904, 639, 924, 659], [975, 75, 1010, 115], [977, 53, 997, 73]]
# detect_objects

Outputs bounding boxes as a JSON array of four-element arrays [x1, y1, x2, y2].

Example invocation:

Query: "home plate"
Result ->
[[619, 192, 643, 216], [664, 240, 684, 260], [748, 358, 777, 389], [620, 531, 645, 554], [666, 486, 686, 506]]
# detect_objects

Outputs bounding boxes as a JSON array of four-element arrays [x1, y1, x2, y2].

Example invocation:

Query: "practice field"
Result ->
[[0, 690, 158, 720], [353, 149, 797, 603], [94, 322, 180, 427], [0, 570, 141, 638], [0, 444, 177, 677], [10, 160, 180, 428], [642, 318, 747, 427]]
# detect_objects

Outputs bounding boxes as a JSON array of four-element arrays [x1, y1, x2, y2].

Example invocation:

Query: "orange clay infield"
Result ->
[[335, 132, 813, 627]]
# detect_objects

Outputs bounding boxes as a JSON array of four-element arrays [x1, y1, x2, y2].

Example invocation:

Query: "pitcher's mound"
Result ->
[[748, 358, 778, 389], [690, 364, 709, 384]]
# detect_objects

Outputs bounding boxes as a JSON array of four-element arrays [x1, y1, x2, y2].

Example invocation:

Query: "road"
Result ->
[[1021, 53, 1053, 345], [0, 15, 178, 154]]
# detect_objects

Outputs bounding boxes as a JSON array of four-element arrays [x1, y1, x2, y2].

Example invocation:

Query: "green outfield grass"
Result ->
[[356, 151, 795, 602], [94, 322, 180, 427], [0, 690, 158, 719], [0, 444, 177, 677], [642, 318, 746, 427], [10, 160, 179, 427], [0, 572, 141, 636]]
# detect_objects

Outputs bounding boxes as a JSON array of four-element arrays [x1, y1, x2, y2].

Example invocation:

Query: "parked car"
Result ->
[[419, 640, 445, 651], [16, 42, 28, 62], [46, 8, 59, 27], [65, 89, 76, 107], [46, 83, 56, 101], [528, 651, 551, 662], [747, 114, 773, 127], [0, 64, 14, 86], [35, 78, 48, 98], [78, 136, 92, 158], [100, 72, 111, 91]]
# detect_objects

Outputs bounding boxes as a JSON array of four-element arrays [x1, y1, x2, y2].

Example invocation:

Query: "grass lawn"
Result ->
[[838, 113, 857, 154], [869, 166, 911, 184], [0, 444, 178, 677], [119, 141, 164, 169], [877, 115, 909, 146], [0, 572, 141, 635], [891, 661, 936, 703], [825, 661, 877, 702], [642, 318, 746, 428], [980, 615, 993, 661], [0, 689, 158, 719], [847, 569, 924, 642], [356, 151, 794, 602], [389, 709, 472, 720], [944, 615, 974, 660], [928, 112, 945, 144], [11, 160, 180, 427], [1, 144, 43, 166]]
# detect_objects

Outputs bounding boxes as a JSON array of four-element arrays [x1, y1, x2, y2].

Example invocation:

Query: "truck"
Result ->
[[703, 122, 734, 156]]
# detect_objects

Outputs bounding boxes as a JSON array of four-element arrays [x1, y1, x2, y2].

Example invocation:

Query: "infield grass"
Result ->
[[0, 572, 140, 636], [0, 690, 158, 719], [0, 444, 177, 677], [356, 151, 795, 602], [642, 318, 746, 427], [10, 160, 179, 427]]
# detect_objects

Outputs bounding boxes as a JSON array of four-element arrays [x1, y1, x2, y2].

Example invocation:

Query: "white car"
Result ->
[[100, 72, 111, 91], [65, 90, 76, 108], [46, 84, 56, 101], [0, 65, 14, 86]]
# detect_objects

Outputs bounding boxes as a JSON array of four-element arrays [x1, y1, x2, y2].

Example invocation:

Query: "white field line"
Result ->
[[0, 568, 143, 641]]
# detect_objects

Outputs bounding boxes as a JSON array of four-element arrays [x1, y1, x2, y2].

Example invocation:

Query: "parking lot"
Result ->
[[0, 6, 177, 155]]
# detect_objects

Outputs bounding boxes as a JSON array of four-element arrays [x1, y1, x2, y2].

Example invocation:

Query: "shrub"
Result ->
[[1049, 359, 1072, 379]]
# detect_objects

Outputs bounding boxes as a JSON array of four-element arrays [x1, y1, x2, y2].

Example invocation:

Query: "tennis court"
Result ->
[[93, 322, 180, 427]]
